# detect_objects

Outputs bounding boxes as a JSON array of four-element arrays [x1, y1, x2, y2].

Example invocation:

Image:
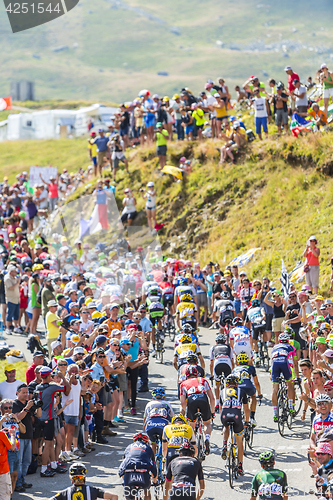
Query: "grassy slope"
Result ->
[[1, 129, 333, 291], [0, 0, 332, 101]]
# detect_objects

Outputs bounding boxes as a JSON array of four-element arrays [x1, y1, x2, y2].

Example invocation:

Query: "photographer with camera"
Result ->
[[12, 383, 41, 492], [37, 366, 71, 477]]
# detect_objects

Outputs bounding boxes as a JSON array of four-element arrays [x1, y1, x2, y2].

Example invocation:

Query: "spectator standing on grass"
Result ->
[[41, 175, 58, 212], [252, 88, 268, 140], [120, 188, 137, 228], [291, 79, 308, 117], [93, 129, 110, 177], [270, 84, 289, 134], [304, 236, 320, 295], [140, 182, 157, 231], [155, 122, 168, 170], [4, 265, 20, 335], [319, 63, 333, 119], [285, 65, 300, 112]]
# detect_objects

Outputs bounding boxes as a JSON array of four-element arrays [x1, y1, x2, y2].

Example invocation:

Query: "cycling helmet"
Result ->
[[185, 365, 198, 379], [171, 414, 187, 425], [179, 278, 188, 285], [225, 374, 239, 387], [251, 299, 260, 307], [151, 388, 166, 399], [32, 264, 43, 272], [180, 334, 192, 344], [181, 293, 193, 302], [278, 333, 290, 343], [236, 353, 249, 365], [149, 288, 160, 296], [182, 323, 193, 333], [258, 451, 275, 465], [232, 317, 243, 326], [69, 462, 87, 479], [186, 352, 198, 364], [216, 333, 227, 344], [324, 381, 333, 389], [133, 432, 149, 443], [179, 442, 195, 455], [139, 304, 147, 311], [284, 327, 295, 337], [315, 393, 332, 404]]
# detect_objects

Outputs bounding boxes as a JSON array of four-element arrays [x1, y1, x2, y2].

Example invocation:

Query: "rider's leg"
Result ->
[[250, 394, 257, 413], [235, 433, 244, 463], [287, 380, 296, 410], [272, 383, 279, 417], [203, 420, 212, 439], [214, 380, 220, 406]]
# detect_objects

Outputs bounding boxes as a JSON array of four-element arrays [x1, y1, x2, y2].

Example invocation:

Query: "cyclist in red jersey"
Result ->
[[179, 366, 215, 455]]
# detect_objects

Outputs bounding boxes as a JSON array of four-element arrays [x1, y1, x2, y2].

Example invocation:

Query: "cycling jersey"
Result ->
[[230, 325, 252, 341], [119, 441, 157, 478], [217, 300, 235, 326], [162, 423, 195, 449], [210, 344, 233, 368], [251, 468, 288, 500], [166, 455, 204, 488], [247, 306, 266, 340], [232, 365, 257, 397], [176, 302, 197, 322], [142, 281, 159, 296], [53, 485, 105, 500], [220, 386, 248, 435], [180, 377, 210, 398], [174, 285, 196, 302], [147, 287, 163, 303], [174, 332, 199, 348], [312, 412, 333, 439], [148, 301, 164, 318], [174, 343, 201, 366], [271, 343, 297, 383], [178, 364, 204, 385], [144, 401, 174, 422]]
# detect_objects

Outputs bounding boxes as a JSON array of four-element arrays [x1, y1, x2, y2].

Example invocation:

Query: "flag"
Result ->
[[0, 97, 12, 111], [79, 190, 109, 239], [289, 261, 306, 283], [229, 248, 261, 268], [290, 113, 314, 137], [280, 259, 290, 299], [162, 165, 183, 180]]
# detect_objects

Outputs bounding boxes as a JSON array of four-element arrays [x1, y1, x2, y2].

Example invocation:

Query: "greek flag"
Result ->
[[280, 260, 290, 299]]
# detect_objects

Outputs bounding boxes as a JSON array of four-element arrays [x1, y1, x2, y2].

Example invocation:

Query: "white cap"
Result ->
[[321, 63, 328, 69], [214, 93, 220, 98], [73, 347, 85, 355], [284, 66, 292, 71], [147, 181, 154, 187], [51, 340, 62, 351]]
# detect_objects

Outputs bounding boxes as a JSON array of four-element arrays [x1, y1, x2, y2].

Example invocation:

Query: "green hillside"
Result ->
[[0, 0, 332, 101], [1, 130, 333, 292]]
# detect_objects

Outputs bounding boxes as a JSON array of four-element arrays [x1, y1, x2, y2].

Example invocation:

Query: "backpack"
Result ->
[[246, 129, 255, 142]]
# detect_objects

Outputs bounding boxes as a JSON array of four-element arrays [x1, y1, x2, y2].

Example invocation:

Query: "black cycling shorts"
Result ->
[[186, 393, 211, 422], [220, 408, 244, 436], [169, 486, 196, 499], [123, 471, 150, 499], [252, 324, 266, 341], [166, 448, 179, 467], [181, 318, 197, 330], [219, 311, 234, 327], [214, 362, 232, 381], [150, 316, 163, 326], [163, 294, 174, 308], [42, 419, 55, 441]]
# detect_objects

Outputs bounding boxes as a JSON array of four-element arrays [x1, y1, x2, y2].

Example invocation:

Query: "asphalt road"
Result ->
[[10, 327, 314, 500]]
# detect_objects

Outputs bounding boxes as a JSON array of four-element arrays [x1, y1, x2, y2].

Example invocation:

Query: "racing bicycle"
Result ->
[[256, 335, 270, 372], [155, 329, 165, 364], [276, 376, 292, 437], [153, 435, 165, 500], [194, 411, 206, 462], [163, 306, 176, 342], [226, 423, 239, 488]]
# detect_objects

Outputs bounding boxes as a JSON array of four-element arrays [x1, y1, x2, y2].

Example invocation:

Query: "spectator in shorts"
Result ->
[[88, 131, 98, 170], [93, 129, 110, 177], [120, 188, 137, 228], [119, 104, 130, 148], [141, 181, 157, 231], [303, 236, 320, 295], [319, 63, 333, 119], [264, 290, 286, 343], [261, 277, 274, 343], [252, 89, 268, 140], [270, 84, 289, 134], [41, 175, 58, 212], [109, 134, 129, 182], [291, 79, 308, 117], [62, 364, 83, 459], [4, 265, 20, 335], [193, 262, 208, 326], [155, 122, 169, 170]]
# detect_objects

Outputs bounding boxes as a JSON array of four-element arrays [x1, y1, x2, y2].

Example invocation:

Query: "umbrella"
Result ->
[[162, 165, 183, 180], [139, 89, 150, 97]]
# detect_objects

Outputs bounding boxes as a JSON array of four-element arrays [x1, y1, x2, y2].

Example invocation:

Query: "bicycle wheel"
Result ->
[[263, 344, 270, 372], [169, 316, 176, 342], [277, 389, 286, 436], [196, 421, 205, 462], [294, 380, 303, 416], [243, 427, 248, 455], [154, 483, 163, 500], [228, 445, 235, 489]]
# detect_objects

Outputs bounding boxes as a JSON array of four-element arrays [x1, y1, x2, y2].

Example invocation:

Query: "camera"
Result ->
[[75, 374, 80, 380], [32, 391, 43, 409]]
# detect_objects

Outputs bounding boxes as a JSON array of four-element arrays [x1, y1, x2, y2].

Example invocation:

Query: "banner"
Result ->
[[229, 248, 261, 268], [280, 259, 290, 299], [29, 166, 58, 188], [0, 97, 12, 111]]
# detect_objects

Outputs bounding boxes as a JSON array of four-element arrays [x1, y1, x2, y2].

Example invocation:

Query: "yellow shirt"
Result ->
[[176, 302, 197, 320], [214, 102, 228, 118], [88, 139, 97, 157], [192, 109, 205, 126], [46, 311, 60, 339], [174, 343, 200, 362], [162, 423, 196, 448]]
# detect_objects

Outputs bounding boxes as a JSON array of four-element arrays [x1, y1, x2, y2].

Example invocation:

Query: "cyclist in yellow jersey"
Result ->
[[173, 335, 205, 371], [162, 414, 197, 466], [176, 294, 197, 331]]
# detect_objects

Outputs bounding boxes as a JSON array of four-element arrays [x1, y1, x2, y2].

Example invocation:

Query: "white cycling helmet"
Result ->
[[315, 393, 332, 404]]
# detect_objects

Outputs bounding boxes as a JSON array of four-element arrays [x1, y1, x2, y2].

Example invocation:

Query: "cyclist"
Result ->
[[173, 334, 205, 371], [271, 332, 299, 421], [251, 451, 288, 500], [142, 275, 159, 303], [50, 462, 118, 500], [310, 393, 333, 451], [232, 352, 262, 425], [220, 374, 249, 476], [179, 366, 215, 455], [160, 274, 175, 314], [178, 352, 205, 389], [247, 298, 266, 365], [230, 322, 254, 362], [176, 293, 198, 332], [118, 432, 157, 500], [174, 323, 199, 348], [147, 289, 164, 357], [209, 333, 234, 412], [216, 298, 235, 329], [164, 442, 205, 500], [162, 414, 196, 466], [143, 388, 174, 454]]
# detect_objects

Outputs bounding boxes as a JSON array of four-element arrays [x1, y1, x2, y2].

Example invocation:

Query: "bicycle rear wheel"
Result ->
[[294, 380, 303, 416], [248, 424, 254, 448], [263, 344, 270, 372], [168, 315, 176, 342], [228, 445, 235, 488], [277, 389, 286, 437]]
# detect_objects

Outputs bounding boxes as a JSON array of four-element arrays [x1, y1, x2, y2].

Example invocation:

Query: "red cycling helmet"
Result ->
[[133, 432, 149, 443], [324, 381, 333, 389], [185, 365, 198, 379], [179, 442, 195, 454]]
